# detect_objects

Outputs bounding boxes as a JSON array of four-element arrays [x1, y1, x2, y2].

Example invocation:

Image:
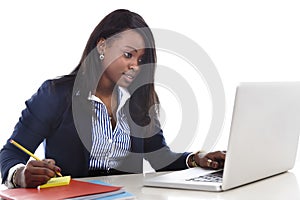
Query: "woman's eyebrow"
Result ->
[[124, 45, 138, 52]]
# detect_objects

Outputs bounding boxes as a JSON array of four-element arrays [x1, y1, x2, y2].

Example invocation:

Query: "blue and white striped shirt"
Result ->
[[88, 87, 131, 170]]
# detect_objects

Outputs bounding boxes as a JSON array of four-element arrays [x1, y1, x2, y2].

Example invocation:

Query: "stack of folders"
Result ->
[[0, 178, 135, 200]]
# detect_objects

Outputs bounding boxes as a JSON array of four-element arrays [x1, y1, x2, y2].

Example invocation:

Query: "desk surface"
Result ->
[[78, 161, 300, 200], [1, 162, 299, 200]]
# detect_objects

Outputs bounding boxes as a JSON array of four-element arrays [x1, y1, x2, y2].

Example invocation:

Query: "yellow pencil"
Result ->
[[10, 139, 62, 177]]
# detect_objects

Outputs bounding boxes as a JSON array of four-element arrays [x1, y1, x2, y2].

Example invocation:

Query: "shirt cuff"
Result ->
[[185, 153, 194, 168], [5, 163, 25, 189]]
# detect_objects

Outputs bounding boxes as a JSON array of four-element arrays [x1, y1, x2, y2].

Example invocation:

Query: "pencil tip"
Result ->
[[57, 172, 63, 177]]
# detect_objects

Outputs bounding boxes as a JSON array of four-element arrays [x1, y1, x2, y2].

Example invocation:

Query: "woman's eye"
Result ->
[[124, 52, 132, 58], [138, 58, 144, 64]]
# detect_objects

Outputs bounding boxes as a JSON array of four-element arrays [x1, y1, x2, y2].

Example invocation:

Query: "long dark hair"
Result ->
[[71, 9, 159, 127]]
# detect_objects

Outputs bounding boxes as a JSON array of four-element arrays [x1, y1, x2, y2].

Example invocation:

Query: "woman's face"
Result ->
[[98, 29, 145, 88]]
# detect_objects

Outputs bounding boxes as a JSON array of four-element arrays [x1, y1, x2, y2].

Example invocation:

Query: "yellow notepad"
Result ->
[[39, 176, 71, 189]]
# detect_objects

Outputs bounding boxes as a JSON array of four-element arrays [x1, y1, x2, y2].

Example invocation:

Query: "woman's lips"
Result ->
[[122, 72, 135, 82]]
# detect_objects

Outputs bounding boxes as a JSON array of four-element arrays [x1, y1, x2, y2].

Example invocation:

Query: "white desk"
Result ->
[[1, 162, 299, 200], [78, 161, 300, 200]]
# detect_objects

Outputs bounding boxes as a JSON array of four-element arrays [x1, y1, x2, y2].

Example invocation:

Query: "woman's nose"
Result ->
[[129, 60, 140, 72]]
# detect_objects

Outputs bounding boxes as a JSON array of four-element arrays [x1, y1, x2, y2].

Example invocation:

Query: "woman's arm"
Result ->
[[0, 80, 67, 187]]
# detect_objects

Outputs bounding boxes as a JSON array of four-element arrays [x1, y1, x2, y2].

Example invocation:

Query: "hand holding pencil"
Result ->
[[9, 139, 62, 188]]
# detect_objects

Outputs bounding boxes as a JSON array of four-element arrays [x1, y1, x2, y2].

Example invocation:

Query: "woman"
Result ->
[[0, 9, 225, 188]]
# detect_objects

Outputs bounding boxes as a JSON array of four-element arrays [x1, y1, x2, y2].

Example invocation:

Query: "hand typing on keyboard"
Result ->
[[188, 151, 226, 170]]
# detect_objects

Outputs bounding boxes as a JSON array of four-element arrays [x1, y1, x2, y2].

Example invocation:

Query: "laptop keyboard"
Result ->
[[185, 171, 223, 183]]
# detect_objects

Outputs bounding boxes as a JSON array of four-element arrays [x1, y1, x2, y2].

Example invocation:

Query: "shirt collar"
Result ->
[[87, 86, 131, 107]]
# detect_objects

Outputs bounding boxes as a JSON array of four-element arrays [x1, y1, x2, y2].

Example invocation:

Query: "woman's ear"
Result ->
[[97, 38, 106, 54]]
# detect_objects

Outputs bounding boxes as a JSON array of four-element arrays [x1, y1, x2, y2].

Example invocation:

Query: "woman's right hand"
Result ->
[[14, 159, 61, 188]]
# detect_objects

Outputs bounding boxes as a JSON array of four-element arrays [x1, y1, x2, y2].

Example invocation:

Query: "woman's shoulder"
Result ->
[[41, 75, 75, 94], [33, 75, 76, 104]]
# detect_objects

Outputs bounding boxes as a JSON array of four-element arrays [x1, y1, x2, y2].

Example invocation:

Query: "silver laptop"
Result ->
[[144, 82, 300, 191]]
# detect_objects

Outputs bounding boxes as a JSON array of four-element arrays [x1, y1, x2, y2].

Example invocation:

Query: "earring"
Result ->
[[99, 53, 104, 60]]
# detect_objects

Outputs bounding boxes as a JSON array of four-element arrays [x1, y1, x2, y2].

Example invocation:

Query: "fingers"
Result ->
[[207, 151, 226, 161], [43, 158, 56, 165], [28, 160, 61, 176], [15, 163, 52, 188], [196, 150, 226, 169], [198, 157, 221, 169], [206, 157, 218, 169], [20, 160, 61, 187]]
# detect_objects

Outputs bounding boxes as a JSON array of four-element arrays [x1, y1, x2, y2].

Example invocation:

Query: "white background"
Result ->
[[1, 1, 300, 161]]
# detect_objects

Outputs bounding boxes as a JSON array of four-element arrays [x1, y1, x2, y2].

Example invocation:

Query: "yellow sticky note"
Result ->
[[39, 175, 71, 189]]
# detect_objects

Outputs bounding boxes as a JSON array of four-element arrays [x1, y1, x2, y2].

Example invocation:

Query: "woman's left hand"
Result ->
[[194, 151, 226, 169]]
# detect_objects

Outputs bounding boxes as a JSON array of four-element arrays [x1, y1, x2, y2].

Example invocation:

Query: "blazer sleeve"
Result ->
[[0, 80, 66, 183]]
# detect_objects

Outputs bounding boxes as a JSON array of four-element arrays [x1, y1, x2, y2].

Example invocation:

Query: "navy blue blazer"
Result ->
[[0, 75, 189, 183]]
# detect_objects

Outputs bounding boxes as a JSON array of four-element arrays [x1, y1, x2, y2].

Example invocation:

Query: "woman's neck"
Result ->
[[95, 78, 116, 98], [95, 82, 118, 129]]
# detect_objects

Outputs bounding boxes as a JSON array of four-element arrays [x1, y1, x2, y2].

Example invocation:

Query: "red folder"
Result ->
[[0, 179, 122, 200]]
